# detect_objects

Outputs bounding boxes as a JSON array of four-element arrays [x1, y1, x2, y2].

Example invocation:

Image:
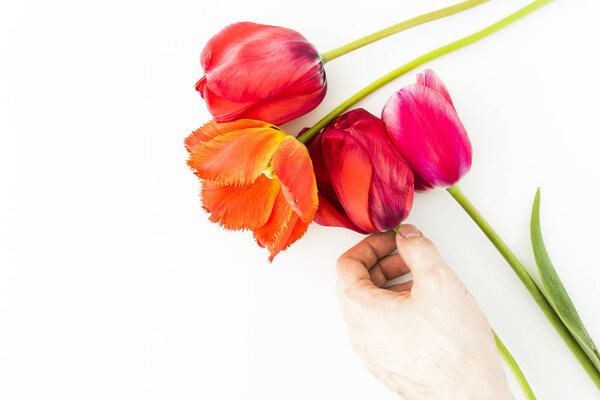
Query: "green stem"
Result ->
[[320, 0, 490, 64], [298, 0, 555, 144], [447, 185, 600, 390], [494, 330, 537, 399]]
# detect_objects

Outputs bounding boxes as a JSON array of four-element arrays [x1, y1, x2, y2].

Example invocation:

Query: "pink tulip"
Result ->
[[307, 109, 414, 234], [196, 22, 327, 126], [382, 69, 472, 191]]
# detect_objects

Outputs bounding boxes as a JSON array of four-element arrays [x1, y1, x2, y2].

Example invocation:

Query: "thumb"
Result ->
[[395, 225, 449, 287]]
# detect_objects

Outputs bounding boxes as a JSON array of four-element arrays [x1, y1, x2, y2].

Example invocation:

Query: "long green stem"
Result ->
[[447, 185, 600, 389], [298, 0, 555, 144], [320, 0, 490, 64], [494, 330, 536, 399]]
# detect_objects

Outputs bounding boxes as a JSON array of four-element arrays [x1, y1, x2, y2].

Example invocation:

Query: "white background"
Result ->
[[1, 0, 599, 399]]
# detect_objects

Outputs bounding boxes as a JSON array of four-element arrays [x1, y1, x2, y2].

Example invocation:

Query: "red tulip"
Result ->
[[307, 109, 414, 234], [196, 22, 327, 126], [185, 119, 318, 261], [382, 69, 472, 191]]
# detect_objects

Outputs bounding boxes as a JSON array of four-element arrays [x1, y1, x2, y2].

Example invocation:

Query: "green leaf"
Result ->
[[531, 188, 600, 372]]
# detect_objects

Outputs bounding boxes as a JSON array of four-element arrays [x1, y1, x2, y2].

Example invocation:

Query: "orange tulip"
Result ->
[[185, 120, 318, 261]]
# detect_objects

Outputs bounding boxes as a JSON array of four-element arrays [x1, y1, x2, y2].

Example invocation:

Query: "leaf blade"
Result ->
[[531, 188, 600, 371]]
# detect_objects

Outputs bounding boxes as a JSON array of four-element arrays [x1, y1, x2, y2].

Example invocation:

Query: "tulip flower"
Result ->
[[196, 22, 327, 126], [196, 1, 494, 126], [185, 119, 318, 261], [382, 69, 472, 191], [306, 109, 414, 234]]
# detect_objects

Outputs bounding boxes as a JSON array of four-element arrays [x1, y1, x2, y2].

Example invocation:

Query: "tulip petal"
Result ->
[[254, 191, 293, 249], [267, 214, 309, 262], [314, 194, 364, 233], [306, 132, 360, 231], [201, 175, 280, 230], [195, 76, 207, 95], [202, 22, 322, 102], [416, 69, 454, 108], [272, 136, 318, 223], [188, 125, 286, 185], [368, 154, 414, 231], [253, 191, 310, 261], [305, 133, 340, 208], [383, 84, 471, 191], [327, 108, 391, 144], [200, 85, 257, 122], [184, 119, 266, 153], [277, 216, 310, 258], [321, 130, 376, 233], [233, 84, 327, 126]]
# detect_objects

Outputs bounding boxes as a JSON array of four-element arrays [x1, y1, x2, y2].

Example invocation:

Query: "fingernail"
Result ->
[[398, 225, 422, 239]]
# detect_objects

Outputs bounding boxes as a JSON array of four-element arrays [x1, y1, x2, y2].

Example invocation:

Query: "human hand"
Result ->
[[336, 225, 513, 400]]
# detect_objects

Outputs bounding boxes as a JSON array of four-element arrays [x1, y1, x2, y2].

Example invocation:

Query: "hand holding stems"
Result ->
[[337, 226, 523, 400]]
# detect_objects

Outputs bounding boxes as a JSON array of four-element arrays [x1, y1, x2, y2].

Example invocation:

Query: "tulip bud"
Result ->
[[307, 109, 414, 234], [197, 22, 327, 126], [382, 69, 472, 191]]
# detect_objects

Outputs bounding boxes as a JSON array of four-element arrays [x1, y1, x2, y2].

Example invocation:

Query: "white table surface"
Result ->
[[1, 0, 599, 398]]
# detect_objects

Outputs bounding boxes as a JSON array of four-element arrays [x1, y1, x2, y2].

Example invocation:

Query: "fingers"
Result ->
[[369, 253, 410, 287], [395, 224, 449, 287], [337, 231, 397, 284], [337, 230, 410, 288], [337, 231, 398, 303], [337, 225, 450, 304]]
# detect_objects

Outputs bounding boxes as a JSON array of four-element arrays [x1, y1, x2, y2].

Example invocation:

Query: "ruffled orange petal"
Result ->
[[184, 119, 266, 153], [188, 125, 286, 185], [201, 175, 280, 230], [253, 191, 311, 262], [253, 191, 292, 248], [271, 136, 318, 223], [267, 214, 310, 262]]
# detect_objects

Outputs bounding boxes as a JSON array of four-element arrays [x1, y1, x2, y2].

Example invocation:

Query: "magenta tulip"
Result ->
[[196, 22, 327, 126], [382, 69, 472, 191], [307, 109, 414, 234]]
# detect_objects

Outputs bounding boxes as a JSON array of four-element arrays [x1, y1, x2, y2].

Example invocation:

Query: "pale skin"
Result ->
[[336, 224, 514, 400]]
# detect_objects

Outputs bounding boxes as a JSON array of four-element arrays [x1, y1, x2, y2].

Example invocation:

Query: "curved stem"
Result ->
[[320, 0, 490, 64], [447, 185, 600, 390], [298, 0, 555, 144], [493, 330, 537, 400]]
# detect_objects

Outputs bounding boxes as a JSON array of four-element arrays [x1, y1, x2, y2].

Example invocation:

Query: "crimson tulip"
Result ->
[[382, 69, 472, 191], [196, 22, 327, 126], [307, 109, 414, 234], [185, 119, 318, 261]]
